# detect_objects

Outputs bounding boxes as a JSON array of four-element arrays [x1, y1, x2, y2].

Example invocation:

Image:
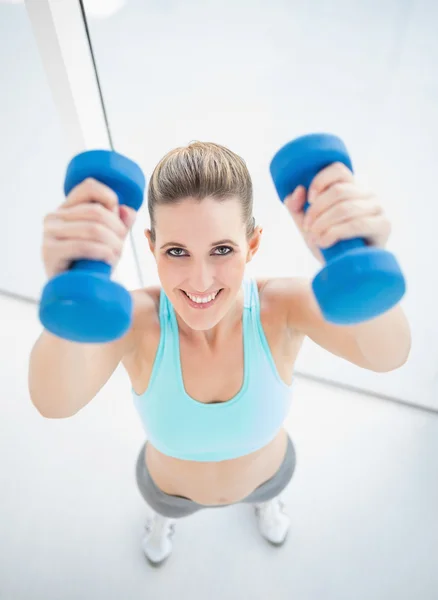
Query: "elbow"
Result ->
[[386, 331, 412, 372], [388, 350, 411, 373], [367, 344, 411, 373], [360, 321, 412, 373], [36, 409, 73, 420], [28, 379, 82, 420], [355, 306, 412, 373], [369, 358, 408, 373], [29, 395, 77, 419]]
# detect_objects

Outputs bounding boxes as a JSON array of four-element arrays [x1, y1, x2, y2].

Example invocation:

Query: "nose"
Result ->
[[189, 259, 215, 294]]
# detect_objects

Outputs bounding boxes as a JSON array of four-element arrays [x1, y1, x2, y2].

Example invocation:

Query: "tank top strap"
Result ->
[[243, 277, 259, 310], [159, 287, 170, 320]]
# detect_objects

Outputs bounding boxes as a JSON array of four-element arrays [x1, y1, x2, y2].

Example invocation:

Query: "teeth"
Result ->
[[186, 291, 218, 304]]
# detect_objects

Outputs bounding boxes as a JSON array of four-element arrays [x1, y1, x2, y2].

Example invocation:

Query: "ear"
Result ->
[[246, 225, 263, 263], [144, 229, 155, 254]]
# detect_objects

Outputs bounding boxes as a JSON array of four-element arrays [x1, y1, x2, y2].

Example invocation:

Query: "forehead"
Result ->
[[154, 197, 245, 239]]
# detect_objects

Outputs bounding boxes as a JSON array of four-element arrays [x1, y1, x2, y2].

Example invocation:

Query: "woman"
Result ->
[[29, 141, 411, 567]]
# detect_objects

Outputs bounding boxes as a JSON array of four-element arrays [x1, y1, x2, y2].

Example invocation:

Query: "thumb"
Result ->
[[284, 185, 307, 229], [119, 205, 137, 230]]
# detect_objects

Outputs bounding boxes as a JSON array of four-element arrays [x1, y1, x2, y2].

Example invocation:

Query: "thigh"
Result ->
[[242, 435, 297, 504], [135, 442, 204, 518]]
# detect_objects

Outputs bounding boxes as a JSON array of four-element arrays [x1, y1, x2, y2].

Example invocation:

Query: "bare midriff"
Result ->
[[127, 281, 303, 506], [144, 427, 289, 505]]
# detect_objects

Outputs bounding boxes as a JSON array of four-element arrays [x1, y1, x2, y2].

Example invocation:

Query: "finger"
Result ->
[[307, 197, 381, 237], [304, 183, 372, 230], [284, 185, 307, 213], [61, 178, 120, 213], [57, 202, 128, 240], [44, 217, 124, 253], [314, 214, 388, 249], [284, 185, 307, 231], [119, 205, 137, 229], [308, 162, 355, 204], [44, 237, 119, 266]]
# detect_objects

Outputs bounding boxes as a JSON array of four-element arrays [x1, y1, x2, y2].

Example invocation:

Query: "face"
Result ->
[[145, 196, 262, 331]]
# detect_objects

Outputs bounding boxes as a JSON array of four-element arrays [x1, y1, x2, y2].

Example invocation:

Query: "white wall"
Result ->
[[2, 1, 437, 408], [82, 0, 437, 408], [0, 5, 68, 300], [0, 4, 141, 302]]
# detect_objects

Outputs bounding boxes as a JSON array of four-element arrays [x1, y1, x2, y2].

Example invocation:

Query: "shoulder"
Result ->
[[130, 285, 161, 330], [255, 276, 314, 331], [121, 286, 161, 357], [131, 285, 160, 314], [255, 276, 310, 313], [254, 277, 388, 370]]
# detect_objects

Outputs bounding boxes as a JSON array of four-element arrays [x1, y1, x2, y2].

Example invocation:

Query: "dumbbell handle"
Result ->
[[70, 259, 111, 276], [64, 150, 145, 278], [270, 135, 365, 263]]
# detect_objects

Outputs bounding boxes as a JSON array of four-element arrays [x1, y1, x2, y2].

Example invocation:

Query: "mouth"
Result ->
[[180, 289, 223, 309]]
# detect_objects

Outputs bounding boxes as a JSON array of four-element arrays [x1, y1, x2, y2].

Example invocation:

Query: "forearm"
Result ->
[[351, 304, 411, 372]]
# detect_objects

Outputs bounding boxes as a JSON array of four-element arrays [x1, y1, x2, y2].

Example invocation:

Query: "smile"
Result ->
[[181, 289, 223, 309]]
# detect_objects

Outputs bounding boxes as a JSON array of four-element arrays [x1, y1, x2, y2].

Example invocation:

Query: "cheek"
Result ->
[[155, 256, 193, 287], [155, 256, 176, 279], [217, 257, 247, 286]]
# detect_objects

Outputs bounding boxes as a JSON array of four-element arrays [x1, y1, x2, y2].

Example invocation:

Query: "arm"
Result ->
[[279, 161, 411, 371], [28, 289, 153, 418], [284, 277, 411, 372]]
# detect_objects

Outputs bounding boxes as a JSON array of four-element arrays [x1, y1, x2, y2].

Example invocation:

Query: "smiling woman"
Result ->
[[126, 139, 409, 565], [30, 137, 409, 568], [118, 141, 301, 565]]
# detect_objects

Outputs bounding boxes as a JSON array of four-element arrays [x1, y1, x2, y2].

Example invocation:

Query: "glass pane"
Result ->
[[0, 2, 72, 300], [84, 0, 437, 407]]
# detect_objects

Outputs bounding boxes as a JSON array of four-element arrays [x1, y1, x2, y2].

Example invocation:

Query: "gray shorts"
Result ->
[[135, 435, 297, 518]]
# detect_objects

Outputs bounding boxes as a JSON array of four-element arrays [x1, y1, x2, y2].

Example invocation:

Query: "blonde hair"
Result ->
[[148, 141, 255, 243]]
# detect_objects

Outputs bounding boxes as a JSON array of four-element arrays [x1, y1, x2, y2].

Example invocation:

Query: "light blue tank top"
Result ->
[[132, 278, 294, 462]]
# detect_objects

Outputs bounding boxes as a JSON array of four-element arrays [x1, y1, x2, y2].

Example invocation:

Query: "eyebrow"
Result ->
[[160, 239, 238, 250]]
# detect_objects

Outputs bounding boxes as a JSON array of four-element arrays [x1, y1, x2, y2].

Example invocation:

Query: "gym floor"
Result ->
[[1, 292, 437, 600]]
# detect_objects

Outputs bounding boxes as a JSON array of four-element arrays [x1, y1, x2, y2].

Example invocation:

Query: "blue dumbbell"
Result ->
[[270, 133, 406, 324], [39, 150, 146, 343]]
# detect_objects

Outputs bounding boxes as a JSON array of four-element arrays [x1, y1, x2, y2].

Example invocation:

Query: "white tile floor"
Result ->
[[1, 293, 437, 600]]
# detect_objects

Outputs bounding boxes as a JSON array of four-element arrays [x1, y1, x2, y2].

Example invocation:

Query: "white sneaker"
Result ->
[[253, 495, 290, 546], [141, 514, 176, 566]]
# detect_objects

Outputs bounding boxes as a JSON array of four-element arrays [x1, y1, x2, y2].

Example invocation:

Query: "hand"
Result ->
[[42, 178, 137, 279], [284, 162, 391, 263]]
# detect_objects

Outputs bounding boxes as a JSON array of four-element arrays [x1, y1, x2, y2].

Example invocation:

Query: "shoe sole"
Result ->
[[264, 530, 289, 547], [144, 554, 171, 568]]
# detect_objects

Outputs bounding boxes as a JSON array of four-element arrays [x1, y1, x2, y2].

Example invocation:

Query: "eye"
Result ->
[[166, 246, 233, 257], [167, 248, 187, 257], [214, 246, 233, 256]]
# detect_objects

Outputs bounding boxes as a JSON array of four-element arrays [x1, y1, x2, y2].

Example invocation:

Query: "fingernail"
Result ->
[[284, 192, 294, 209], [288, 186, 301, 211], [288, 186, 297, 198]]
